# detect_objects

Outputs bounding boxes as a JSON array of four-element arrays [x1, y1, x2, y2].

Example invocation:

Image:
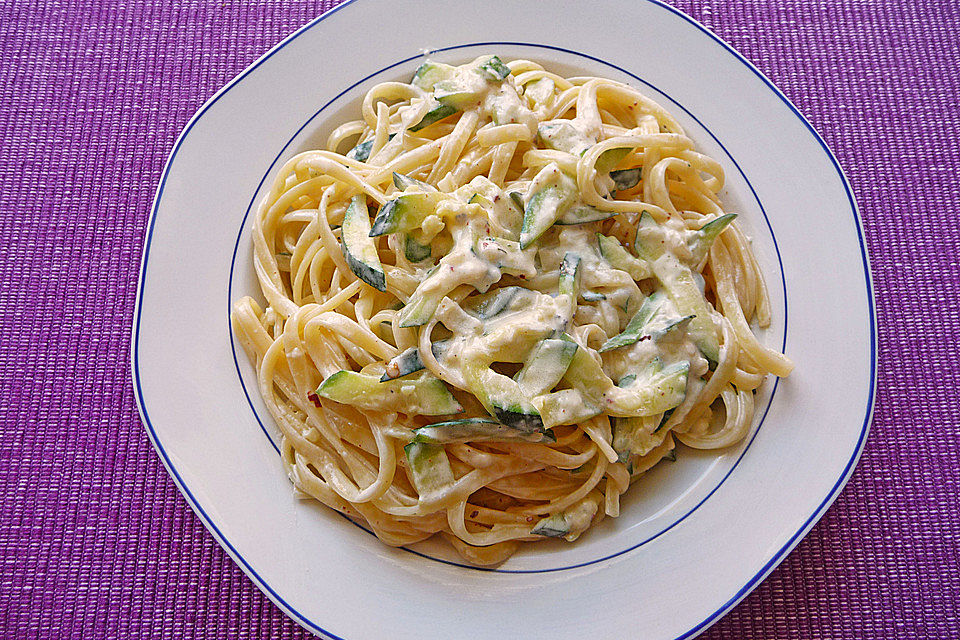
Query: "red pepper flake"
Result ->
[[470, 510, 479, 518], [306, 392, 322, 407], [526, 515, 536, 523]]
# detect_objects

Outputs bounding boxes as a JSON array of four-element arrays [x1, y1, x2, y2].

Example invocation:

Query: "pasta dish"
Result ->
[[231, 55, 793, 565]]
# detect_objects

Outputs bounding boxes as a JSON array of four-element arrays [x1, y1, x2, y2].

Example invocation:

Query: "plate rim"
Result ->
[[131, 0, 877, 638]]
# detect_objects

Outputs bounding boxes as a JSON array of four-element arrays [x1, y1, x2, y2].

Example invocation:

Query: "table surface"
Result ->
[[2, 0, 959, 638]]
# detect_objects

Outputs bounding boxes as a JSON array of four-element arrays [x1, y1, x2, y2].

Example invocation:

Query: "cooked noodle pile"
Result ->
[[232, 56, 793, 565]]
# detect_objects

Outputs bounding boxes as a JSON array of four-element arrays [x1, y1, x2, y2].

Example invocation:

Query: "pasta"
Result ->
[[231, 55, 793, 565]]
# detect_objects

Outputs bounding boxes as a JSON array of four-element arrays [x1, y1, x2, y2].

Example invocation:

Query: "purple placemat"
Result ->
[[1, 1, 958, 638]]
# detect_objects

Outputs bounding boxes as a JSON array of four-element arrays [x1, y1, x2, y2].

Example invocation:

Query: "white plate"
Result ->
[[133, 0, 875, 637]]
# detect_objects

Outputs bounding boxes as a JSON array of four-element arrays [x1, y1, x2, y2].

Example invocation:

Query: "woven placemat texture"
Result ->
[[1, 1, 958, 638]]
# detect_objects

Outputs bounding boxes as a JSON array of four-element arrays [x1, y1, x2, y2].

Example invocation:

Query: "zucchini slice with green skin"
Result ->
[[532, 389, 602, 428], [380, 346, 425, 382], [341, 195, 386, 291], [432, 57, 512, 110], [467, 193, 490, 206], [393, 171, 436, 192], [403, 235, 432, 262], [474, 236, 535, 277], [370, 192, 445, 236], [508, 190, 525, 213], [521, 186, 567, 248], [612, 413, 667, 463], [635, 212, 720, 364], [411, 61, 456, 90], [347, 133, 397, 162], [346, 139, 374, 162], [555, 204, 618, 225], [413, 418, 556, 444], [520, 177, 578, 248], [409, 102, 458, 132], [597, 233, 649, 280], [523, 77, 555, 107], [538, 120, 594, 157], [557, 252, 581, 323], [688, 213, 737, 264], [563, 341, 689, 416], [599, 290, 668, 352], [655, 408, 675, 433], [479, 56, 511, 81], [404, 441, 455, 504], [599, 290, 692, 353], [595, 146, 631, 173], [397, 289, 447, 328], [433, 82, 480, 110], [558, 252, 581, 298], [379, 341, 448, 382], [610, 167, 641, 191], [531, 513, 568, 537], [514, 336, 578, 397], [468, 285, 532, 320], [615, 359, 690, 415], [316, 371, 462, 415], [462, 358, 543, 431]]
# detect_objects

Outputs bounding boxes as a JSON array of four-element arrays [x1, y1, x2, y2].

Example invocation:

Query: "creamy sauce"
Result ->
[[398, 57, 710, 427]]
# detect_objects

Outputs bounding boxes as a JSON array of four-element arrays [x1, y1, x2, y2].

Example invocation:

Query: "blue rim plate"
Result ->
[[133, 1, 875, 638]]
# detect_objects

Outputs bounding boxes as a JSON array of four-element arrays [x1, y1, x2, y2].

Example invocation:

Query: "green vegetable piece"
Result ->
[[531, 513, 569, 537], [470, 286, 526, 319], [595, 146, 631, 173], [655, 408, 675, 433], [479, 56, 511, 81], [369, 192, 444, 236], [397, 289, 447, 328], [462, 358, 544, 432], [316, 371, 461, 415], [433, 82, 479, 109], [538, 120, 594, 156], [689, 213, 737, 263], [610, 167, 641, 191], [515, 337, 578, 397], [523, 77, 555, 106], [599, 291, 667, 352], [597, 233, 649, 280], [404, 441, 455, 504], [635, 212, 720, 365], [409, 102, 458, 132], [380, 341, 448, 381], [346, 139, 373, 162], [411, 61, 455, 90], [341, 195, 386, 291], [404, 235, 432, 262], [612, 411, 668, 462], [347, 133, 396, 162], [599, 291, 692, 353], [563, 342, 689, 416], [555, 204, 617, 225], [558, 253, 581, 298], [393, 171, 436, 192], [413, 418, 556, 444], [507, 190, 525, 212], [532, 389, 602, 428]]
